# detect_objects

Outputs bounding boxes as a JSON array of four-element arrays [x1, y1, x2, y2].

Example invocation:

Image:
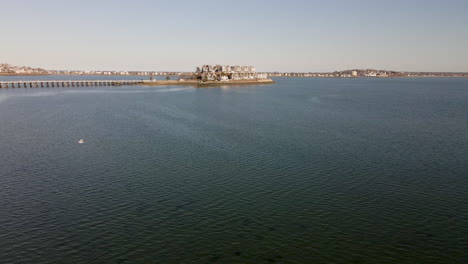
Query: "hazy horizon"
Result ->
[[2, 0, 468, 72]]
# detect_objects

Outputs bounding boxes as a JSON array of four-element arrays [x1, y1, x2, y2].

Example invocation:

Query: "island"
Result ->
[[141, 65, 275, 87]]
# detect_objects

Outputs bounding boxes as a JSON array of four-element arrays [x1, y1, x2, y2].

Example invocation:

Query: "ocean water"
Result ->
[[0, 77, 467, 264]]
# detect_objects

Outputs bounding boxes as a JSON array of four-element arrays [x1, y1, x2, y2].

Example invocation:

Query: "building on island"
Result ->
[[196, 65, 268, 81]]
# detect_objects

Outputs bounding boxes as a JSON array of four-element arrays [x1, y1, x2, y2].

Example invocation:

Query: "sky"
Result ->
[[1, 0, 468, 72]]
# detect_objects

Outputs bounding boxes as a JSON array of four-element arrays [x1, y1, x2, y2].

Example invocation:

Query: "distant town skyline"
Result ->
[[2, 0, 468, 72]]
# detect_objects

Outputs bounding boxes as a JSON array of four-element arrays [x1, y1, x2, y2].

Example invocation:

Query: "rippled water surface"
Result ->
[[0, 77, 467, 264]]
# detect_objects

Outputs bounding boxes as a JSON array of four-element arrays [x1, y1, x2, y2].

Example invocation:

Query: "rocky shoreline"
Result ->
[[141, 79, 275, 87]]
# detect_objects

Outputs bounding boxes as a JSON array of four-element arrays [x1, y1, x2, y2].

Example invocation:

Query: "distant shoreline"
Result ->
[[2, 73, 467, 78], [1, 73, 467, 79], [0, 73, 51, 76]]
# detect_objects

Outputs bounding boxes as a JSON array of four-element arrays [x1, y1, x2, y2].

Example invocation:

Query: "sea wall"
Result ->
[[141, 79, 274, 87]]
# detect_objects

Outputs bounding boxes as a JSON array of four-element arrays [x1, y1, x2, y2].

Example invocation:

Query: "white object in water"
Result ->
[[78, 139, 85, 144]]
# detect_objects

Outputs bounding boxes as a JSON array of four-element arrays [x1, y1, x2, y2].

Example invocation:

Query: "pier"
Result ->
[[0, 80, 143, 88], [0, 79, 274, 88]]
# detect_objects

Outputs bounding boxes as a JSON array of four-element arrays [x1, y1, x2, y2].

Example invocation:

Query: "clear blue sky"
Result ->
[[2, 0, 467, 72]]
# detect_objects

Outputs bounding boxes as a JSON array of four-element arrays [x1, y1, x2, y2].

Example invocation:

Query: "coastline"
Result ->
[[2, 71, 467, 79], [0, 73, 51, 76], [140, 79, 275, 87]]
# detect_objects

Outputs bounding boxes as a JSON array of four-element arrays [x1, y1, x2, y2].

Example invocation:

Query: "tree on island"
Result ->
[[166, 76, 170, 80]]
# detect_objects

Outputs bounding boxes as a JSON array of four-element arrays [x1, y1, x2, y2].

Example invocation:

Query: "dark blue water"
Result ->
[[0, 77, 467, 263]]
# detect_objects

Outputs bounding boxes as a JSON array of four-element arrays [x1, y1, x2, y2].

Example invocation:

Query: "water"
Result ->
[[0, 77, 467, 264]]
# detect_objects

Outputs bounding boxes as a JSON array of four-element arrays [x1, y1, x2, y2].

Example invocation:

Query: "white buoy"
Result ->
[[78, 139, 85, 144]]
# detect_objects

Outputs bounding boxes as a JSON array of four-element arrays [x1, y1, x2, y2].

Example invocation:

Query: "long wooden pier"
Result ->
[[0, 80, 143, 88]]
